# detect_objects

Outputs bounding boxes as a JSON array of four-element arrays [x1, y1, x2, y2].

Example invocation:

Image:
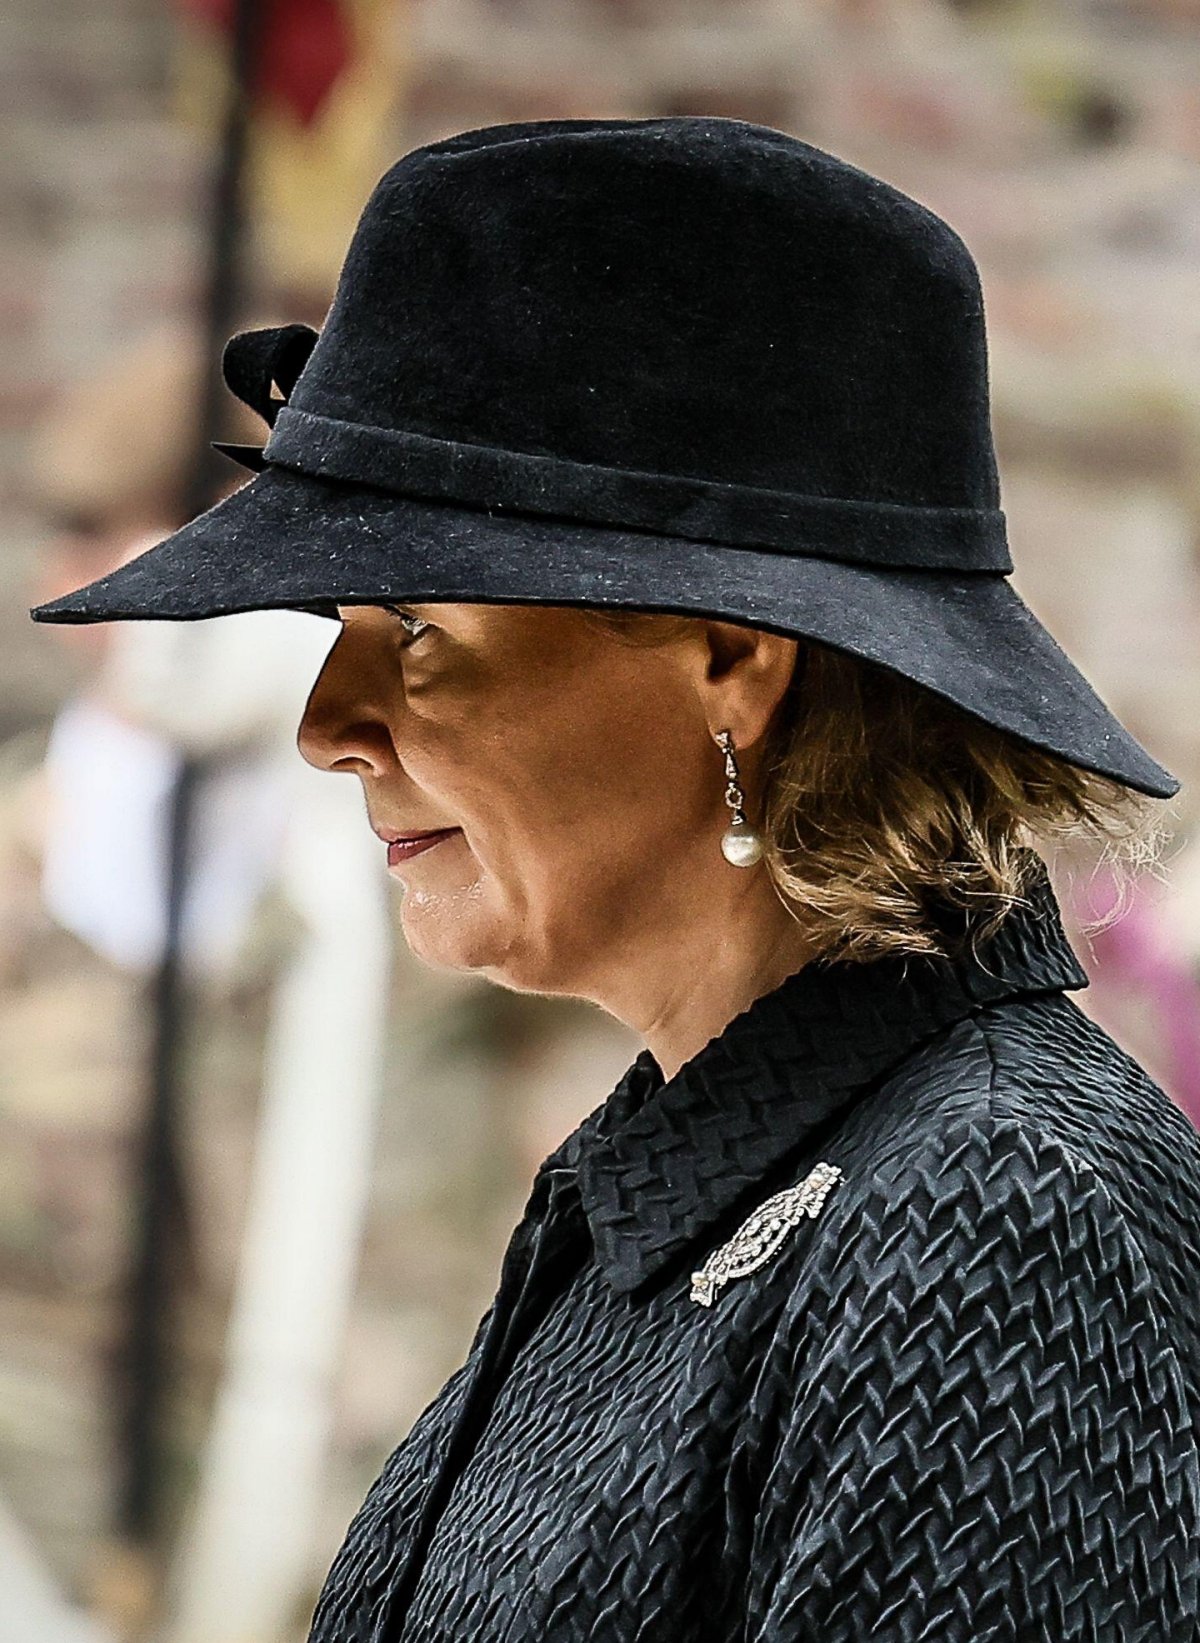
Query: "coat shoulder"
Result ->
[[741, 997, 1200, 1643], [802, 990, 1200, 1444], [763, 1049, 1199, 1465], [830, 988, 1200, 1229]]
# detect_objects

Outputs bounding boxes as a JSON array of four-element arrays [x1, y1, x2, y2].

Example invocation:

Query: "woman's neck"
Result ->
[[585, 881, 818, 1082]]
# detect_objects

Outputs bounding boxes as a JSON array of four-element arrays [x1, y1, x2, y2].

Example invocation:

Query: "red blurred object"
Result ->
[[180, 0, 352, 127]]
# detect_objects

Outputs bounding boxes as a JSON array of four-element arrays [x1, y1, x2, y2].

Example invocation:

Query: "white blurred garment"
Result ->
[[40, 695, 288, 975], [39, 606, 345, 977], [95, 605, 339, 759]]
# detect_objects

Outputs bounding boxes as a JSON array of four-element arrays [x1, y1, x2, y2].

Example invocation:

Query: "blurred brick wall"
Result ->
[[0, 0, 202, 1600], [0, 0, 207, 739]]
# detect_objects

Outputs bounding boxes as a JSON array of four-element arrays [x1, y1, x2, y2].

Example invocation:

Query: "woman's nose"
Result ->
[[296, 639, 396, 777]]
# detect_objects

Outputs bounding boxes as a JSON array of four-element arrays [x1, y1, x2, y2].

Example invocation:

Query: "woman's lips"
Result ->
[[384, 828, 460, 866]]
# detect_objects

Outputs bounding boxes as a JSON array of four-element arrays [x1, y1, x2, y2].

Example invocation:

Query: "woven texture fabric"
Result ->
[[308, 869, 1200, 1641]]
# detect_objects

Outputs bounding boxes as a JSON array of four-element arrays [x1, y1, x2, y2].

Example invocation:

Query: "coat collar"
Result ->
[[538, 865, 1089, 1297]]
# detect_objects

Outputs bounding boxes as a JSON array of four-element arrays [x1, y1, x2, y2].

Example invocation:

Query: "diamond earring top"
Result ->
[[715, 729, 764, 868]]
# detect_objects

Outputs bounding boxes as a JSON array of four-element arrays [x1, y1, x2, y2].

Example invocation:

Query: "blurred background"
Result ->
[[2, 0, 1200, 1639]]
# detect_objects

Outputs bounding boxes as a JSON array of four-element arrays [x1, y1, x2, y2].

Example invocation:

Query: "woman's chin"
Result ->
[[398, 895, 565, 993], [396, 882, 521, 979]]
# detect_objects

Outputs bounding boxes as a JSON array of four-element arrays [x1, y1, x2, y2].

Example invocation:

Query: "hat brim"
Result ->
[[29, 462, 1179, 799]]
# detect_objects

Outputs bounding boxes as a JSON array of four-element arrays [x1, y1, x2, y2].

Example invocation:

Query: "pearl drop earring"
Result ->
[[715, 729, 764, 867]]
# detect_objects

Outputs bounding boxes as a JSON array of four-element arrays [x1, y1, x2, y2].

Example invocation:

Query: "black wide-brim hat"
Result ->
[[30, 115, 1178, 799]]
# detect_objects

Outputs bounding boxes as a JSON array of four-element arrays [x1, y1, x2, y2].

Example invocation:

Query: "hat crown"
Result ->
[[289, 117, 1000, 511], [28, 117, 1179, 801]]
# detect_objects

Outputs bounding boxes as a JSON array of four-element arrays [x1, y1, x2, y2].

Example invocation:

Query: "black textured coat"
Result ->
[[309, 870, 1200, 1641]]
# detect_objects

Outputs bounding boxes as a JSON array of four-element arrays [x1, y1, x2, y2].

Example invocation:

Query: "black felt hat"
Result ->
[[29, 115, 1177, 798]]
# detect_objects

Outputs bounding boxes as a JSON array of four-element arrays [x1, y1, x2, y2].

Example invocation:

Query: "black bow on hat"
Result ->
[[28, 115, 1178, 799], [210, 322, 320, 472]]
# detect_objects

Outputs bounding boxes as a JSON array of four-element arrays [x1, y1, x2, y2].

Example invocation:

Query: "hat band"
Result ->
[[262, 405, 1013, 574]]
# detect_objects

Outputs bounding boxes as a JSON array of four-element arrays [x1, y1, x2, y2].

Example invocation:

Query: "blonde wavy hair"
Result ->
[[583, 609, 1170, 964]]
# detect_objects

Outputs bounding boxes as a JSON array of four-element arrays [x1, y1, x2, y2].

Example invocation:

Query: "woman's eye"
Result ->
[[382, 605, 432, 642]]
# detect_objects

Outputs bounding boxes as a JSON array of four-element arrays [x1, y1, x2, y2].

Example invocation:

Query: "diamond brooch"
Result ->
[[689, 1160, 843, 1306]]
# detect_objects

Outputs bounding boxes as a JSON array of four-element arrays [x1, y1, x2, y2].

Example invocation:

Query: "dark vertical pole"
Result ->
[[121, 759, 201, 1542], [118, 0, 264, 1547], [184, 0, 266, 524]]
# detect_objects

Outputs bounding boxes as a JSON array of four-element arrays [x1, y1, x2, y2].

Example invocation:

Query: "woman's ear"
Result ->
[[697, 621, 802, 748]]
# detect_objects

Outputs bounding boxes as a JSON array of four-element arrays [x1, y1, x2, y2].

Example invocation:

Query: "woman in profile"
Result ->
[[33, 117, 1199, 1642]]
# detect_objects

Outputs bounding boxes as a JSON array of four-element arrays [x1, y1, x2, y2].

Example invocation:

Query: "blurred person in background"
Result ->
[[22, 319, 338, 979], [9, 316, 391, 1640], [30, 117, 1200, 1643]]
